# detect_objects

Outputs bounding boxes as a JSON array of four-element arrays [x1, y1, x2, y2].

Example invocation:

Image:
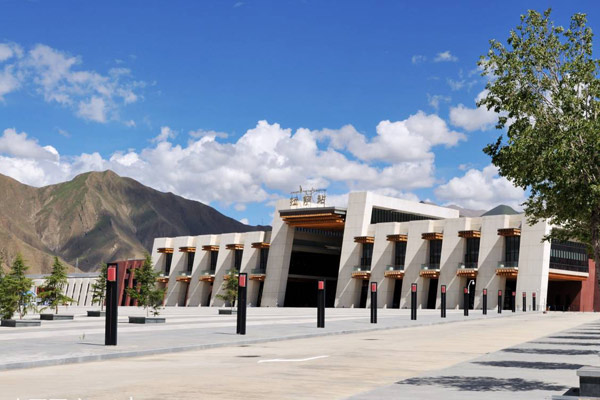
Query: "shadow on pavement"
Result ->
[[502, 348, 596, 355], [472, 360, 584, 370], [396, 376, 567, 392], [533, 341, 600, 347]]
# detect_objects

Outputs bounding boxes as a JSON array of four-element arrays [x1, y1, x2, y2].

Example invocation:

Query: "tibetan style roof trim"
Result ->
[[419, 270, 440, 278], [201, 245, 219, 251], [351, 271, 371, 280], [458, 230, 481, 238], [225, 244, 244, 250], [456, 269, 478, 278], [386, 234, 408, 242], [279, 207, 347, 231], [354, 236, 375, 244], [422, 232, 443, 240], [157, 247, 174, 254], [178, 246, 196, 252], [497, 228, 521, 237], [251, 242, 271, 249], [495, 267, 519, 277]]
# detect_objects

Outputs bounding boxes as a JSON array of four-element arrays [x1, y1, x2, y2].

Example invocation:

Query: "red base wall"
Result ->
[[579, 259, 600, 312]]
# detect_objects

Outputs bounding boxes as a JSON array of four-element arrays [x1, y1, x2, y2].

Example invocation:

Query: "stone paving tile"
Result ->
[[350, 318, 600, 400]]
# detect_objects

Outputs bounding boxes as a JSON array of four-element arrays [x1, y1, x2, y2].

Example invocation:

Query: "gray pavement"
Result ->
[[0, 305, 518, 370], [351, 316, 600, 399]]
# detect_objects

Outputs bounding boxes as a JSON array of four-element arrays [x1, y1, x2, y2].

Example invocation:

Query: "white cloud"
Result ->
[[449, 90, 499, 131], [0, 119, 468, 208], [239, 218, 249, 225], [427, 94, 451, 110], [411, 55, 426, 64], [434, 164, 525, 210], [189, 129, 228, 139], [434, 51, 458, 62], [447, 78, 465, 91], [0, 42, 143, 122]]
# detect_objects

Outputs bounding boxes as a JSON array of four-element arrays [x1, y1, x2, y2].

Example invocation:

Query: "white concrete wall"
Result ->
[[187, 235, 219, 307], [516, 218, 551, 311], [437, 218, 468, 309]]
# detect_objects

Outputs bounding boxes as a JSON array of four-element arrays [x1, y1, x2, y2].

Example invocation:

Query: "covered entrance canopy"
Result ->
[[279, 207, 347, 230]]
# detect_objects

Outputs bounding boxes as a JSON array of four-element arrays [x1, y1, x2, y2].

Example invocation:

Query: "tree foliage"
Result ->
[[126, 254, 164, 317], [0, 254, 35, 320], [479, 9, 600, 260], [91, 264, 108, 311], [216, 268, 238, 309], [39, 257, 75, 314]]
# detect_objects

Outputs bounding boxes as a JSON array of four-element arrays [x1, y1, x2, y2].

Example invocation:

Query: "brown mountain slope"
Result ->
[[0, 170, 268, 273]]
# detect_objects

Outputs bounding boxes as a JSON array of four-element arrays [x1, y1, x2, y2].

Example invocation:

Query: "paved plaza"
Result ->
[[0, 307, 598, 399]]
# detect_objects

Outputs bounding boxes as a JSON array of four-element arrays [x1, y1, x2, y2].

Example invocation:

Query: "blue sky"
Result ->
[[0, 0, 598, 225]]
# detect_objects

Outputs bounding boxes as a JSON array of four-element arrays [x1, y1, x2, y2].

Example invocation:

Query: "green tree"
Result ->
[[216, 268, 238, 309], [91, 264, 108, 311], [479, 9, 600, 264], [39, 257, 75, 314], [0, 254, 35, 320], [126, 254, 164, 317]]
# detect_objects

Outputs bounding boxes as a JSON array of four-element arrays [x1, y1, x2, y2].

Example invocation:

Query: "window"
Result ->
[[505, 236, 520, 263], [465, 238, 480, 265], [394, 241, 407, 266], [361, 243, 373, 267], [164, 253, 173, 275], [550, 240, 588, 273], [370, 207, 435, 224], [233, 249, 243, 270], [186, 252, 195, 274], [259, 248, 269, 271], [209, 251, 218, 272], [429, 239, 442, 265]]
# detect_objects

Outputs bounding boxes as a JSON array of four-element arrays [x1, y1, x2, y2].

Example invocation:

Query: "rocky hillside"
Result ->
[[0, 170, 267, 273]]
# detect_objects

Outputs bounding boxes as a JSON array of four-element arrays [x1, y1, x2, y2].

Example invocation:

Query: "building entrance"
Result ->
[[503, 279, 516, 310], [284, 250, 340, 307], [427, 279, 438, 309], [392, 279, 402, 308], [547, 280, 581, 311]]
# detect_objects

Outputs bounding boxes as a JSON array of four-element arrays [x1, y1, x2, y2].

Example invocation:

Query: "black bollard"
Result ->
[[483, 288, 487, 315], [105, 263, 118, 346], [522, 291, 526, 312], [410, 283, 417, 321], [317, 280, 325, 328], [441, 285, 446, 318], [370, 282, 377, 324], [463, 287, 469, 316], [498, 290, 502, 314], [532, 292, 536, 311], [236, 273, 247, 335], [511, 291, 516, 313]]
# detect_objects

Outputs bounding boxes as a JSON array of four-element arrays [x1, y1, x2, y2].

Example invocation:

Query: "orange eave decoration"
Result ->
[[498, 228, 521, 237], [351, 271, 371, 280], [387, 234, 408, 242], [179, 246, 196, 253], [548, 271, 588, 282], [495, 267, 519, 277], [156, 276, 169, 283], [249, 274, 266, 281], [176, 276, 192, 283], [422, 232, 443, 240], [157, 247, 174, 254], [458, 230, 481, 238], [225, 244, 244, 250], [420, 270, 440, 278], [199, 275, 215, 282], [354, 236, 375, 244], [456, 269, 478, 278], [251, 242, 271, 249], [280, 211, 345, 231], [384, 270, 405, 279], [201, 245, 219, 251]]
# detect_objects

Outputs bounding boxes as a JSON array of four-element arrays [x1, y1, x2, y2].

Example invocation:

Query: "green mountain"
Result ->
[[481, 204, 519, 217], [0, 170, 267, 273]]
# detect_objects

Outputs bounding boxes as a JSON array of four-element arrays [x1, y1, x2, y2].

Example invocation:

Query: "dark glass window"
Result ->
[[361, 243, 373, 267], [394, 241, 407, 266], [259, 248, 269, 270], [209, 251, 218, 272], [465, 238, 480, 264], [370, 207, 436, 224], [550, 240, 588, 273], [165, 253, 173, 275], [233, 249, 243, 270], [429, 239, 442, 265], [186, 252, 195, 274], [505, 236, 520, 263]]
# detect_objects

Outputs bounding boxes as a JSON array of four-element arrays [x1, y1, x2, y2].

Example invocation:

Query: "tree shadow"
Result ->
[[473, 360, 584, 370], [397, 376, 567, 392], [502, 348, 596, 355]]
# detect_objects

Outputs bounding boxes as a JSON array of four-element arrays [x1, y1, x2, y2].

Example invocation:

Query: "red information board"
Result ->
[[441, 285, 446, 294], [239, 274, 246, 288], [107, 266, 116, 282], [371, 283, 377, 292], [318, 281, 324, 290], [411, 283, 417, 293], [483, 289, 487, 295]]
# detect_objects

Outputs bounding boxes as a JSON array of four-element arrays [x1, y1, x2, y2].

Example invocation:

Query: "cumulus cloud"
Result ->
[[0, 42, 143, 122], [0, 118, 468, 207], [434, 164, 525, 210], [434, 51, 458, 62], [427, 94, 451, 110], [449, 90, 499, 131]]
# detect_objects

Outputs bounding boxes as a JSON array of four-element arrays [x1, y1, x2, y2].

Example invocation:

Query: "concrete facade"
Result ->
[[30, 272, 100, 307], [151, 191, 594, 311]]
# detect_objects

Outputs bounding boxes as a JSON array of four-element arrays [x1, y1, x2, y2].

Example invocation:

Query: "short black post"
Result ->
[[522, 291, 526, 312], [463, 287, 469, 316], [440, 285, 446, 318], [236, 273, 247, 335], [483, 288, 487, 315], [410, 283, 417, 321], [317, 280, 325, 328], [105, 263, 118, 346], [511, 291, 516, 313], [498, 290, 502, 314], [532, 292, 537, 311], [370, 282, 377, 324]]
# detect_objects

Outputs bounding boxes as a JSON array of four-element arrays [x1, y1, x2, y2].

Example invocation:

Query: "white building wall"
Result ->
[[187, 235, 219, 307], [368, 222, 401, 308], [400, 220, 434, 309], [437, 218, 468, 309], [516, 218, 551, 311], [211, 232, 243, 307]]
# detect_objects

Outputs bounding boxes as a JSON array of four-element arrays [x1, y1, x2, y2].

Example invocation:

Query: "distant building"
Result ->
[[152, 191, 599, 311]]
